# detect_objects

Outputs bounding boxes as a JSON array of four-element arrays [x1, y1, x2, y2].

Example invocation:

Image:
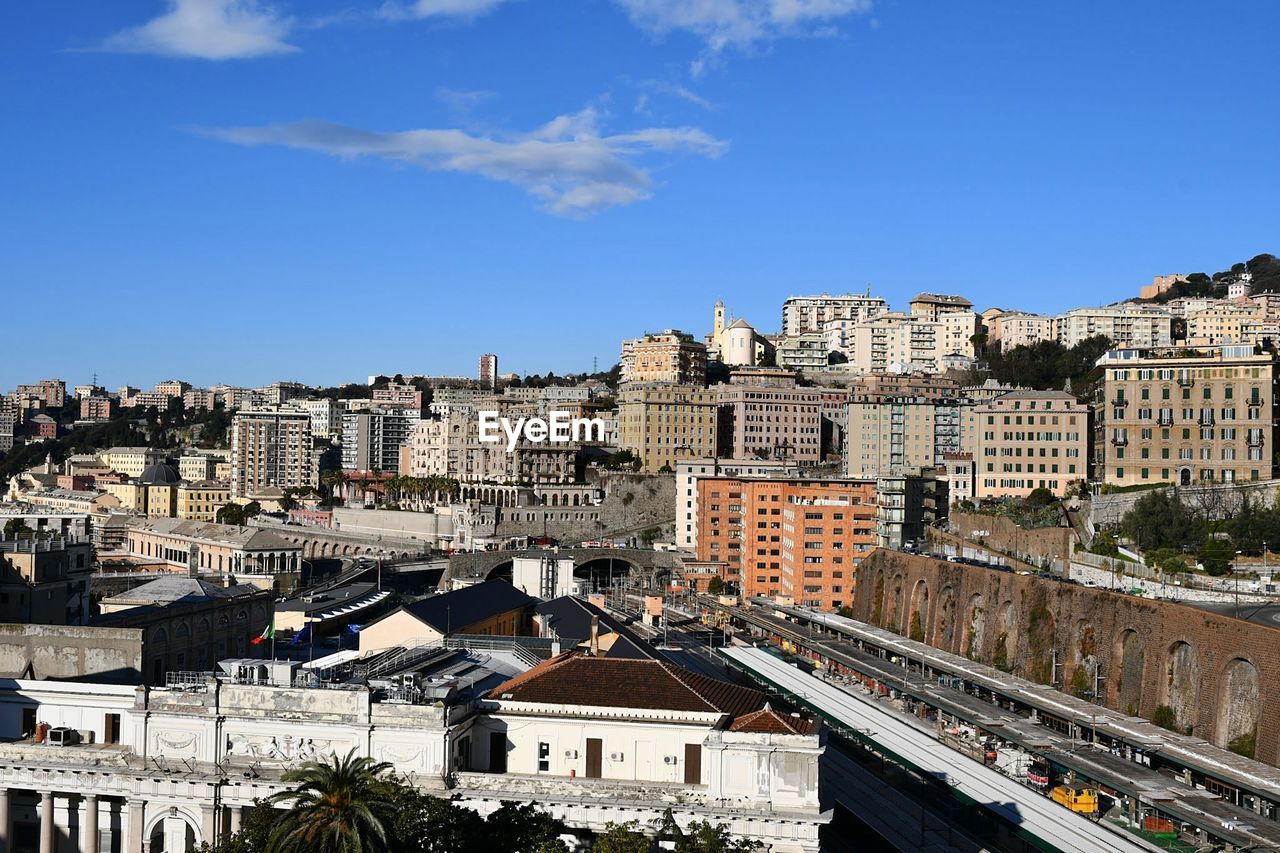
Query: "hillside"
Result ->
[[1140, 252, 1280, 303]]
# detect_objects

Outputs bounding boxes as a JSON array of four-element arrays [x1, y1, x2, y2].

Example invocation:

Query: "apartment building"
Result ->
[[988, 311, 1054, 350], [1098, 345, 1279, 488], [714, 378, 822, 464], [675, 458, 800, 550], [619, 331, 708, 385], [617, 384, 717, 473], [183, 389, 218, 411], [845, 396, 965, 478], [79, 395, 112, 422], [400, 412, 580, 484], [773, 334, 830, 373], [971, 390, 1088, 499], [176, 481, 233, 523], [296, 398, 341, 440], [846, 312, 978, 374], [13, 379, 65, 408], [694, 475, 877, 610], [341, 407, 422, 473], [479, 353, 499, 389], [230, 408, 314, 498], [908, 293, 973, 321], [372, 382, 424, 410], [154, 379, 192, 397], [100, 447, 168, 479], [1054, 304, 1174, 348], [781, 292, 888, 337], [1184, 301, 1264, 345], [0, 403, 15, 452]]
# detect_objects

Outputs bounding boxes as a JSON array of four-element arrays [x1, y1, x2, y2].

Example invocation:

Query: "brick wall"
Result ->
[[947, 512, 1074, 565], [853, 550, 1280, 765]]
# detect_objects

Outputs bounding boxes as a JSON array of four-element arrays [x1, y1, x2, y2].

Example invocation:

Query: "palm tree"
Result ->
[[267, 750, 394, 853]]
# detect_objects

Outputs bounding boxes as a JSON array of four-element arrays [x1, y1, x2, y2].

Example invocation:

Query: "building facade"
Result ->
[[617, 385, 717, 473], [229, 408, 314, 498], [619, 331, 708, 386], [971, 390, 1089, 498], [781, 292, 887, 337]]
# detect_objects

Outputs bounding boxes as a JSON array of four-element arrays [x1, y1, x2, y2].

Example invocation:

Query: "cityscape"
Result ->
[[4, 3, 1280, 853]]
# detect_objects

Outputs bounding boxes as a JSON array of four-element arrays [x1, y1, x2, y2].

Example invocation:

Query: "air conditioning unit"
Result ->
[[564, 749, 578, 759], [47, 727, 80, 747], [609, 752, 624, 762], [663, 755, 678, 765]]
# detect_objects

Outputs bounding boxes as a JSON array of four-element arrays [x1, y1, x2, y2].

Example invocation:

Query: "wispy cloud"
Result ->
[[614, 0, 873, 72], [100, 0, 297, 60], [379, 0, 513, 21], [435, 86, 497, 113], [195, 107, 727, 216], [640, 79, 716, 111]]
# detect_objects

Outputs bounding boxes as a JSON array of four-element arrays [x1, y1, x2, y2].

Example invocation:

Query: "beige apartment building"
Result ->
[[972, 389, 1088, 498], [400, 411, 579, 484], [177, 481, 232, 522], [1099, 345, 1279, 488], [617, 384, 717, 473], [781, 292, 887, 337], [230, 408, 314, 498], [100, 447, 167, 479], [987, 310, 1053, 350], [619, 330, 707, 385], [714, 377, 822, 464], [845, 395, 965, 478], [1054, 304, 1174, 348], [1184, 301, 1264, 345]]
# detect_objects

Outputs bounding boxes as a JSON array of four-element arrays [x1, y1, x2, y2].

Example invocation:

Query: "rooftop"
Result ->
[[386, 580, 536, 634]]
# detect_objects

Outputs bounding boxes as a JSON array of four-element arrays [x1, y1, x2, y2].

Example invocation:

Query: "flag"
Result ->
[[251, 620, 275, 646], [291, 624, 312, 646], [346, 624, 363, 634]]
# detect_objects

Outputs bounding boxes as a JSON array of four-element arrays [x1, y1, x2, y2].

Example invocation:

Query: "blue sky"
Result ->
[[2, 1, 1278, 391]]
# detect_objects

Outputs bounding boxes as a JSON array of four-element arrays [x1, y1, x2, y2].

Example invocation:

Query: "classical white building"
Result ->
[[0, 646, 827, 852]]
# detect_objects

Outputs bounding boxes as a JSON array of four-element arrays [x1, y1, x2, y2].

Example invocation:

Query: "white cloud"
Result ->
[[196, 107, 727, 216], [101, 0, 297, 60], [380, 0, 512, 21], [613, 0, 873, 52], [640, 79, 716, 110]]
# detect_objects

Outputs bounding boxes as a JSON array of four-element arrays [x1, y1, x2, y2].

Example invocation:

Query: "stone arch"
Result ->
[[907, 579, 930, 642], [1068, 619, 1098, 699], [885, 573, 905, 633], [933, 585, 956, 649], [1024, 589, 1056, 684], [1113, 628, 1147, 715], [145, 805, 202, 852], [1162, 641, 1200, 734], [961, 593, 985, 660], [1216, 657, 1260, 758]]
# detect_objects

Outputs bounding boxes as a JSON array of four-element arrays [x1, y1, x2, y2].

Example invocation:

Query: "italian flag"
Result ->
[[252, 619, 275, 646]]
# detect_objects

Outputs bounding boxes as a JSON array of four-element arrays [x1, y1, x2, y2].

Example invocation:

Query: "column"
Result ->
[[200, 806, 216, 849], [38, 792, 53, 853], [0, 787, 10, 853], [83, 795, 99, 853], [126, 800, 145, 853], [227, 805, 242, 837]]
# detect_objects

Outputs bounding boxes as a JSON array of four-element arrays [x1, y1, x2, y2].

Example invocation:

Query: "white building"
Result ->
[[1053, 304, 1174, 348], [781, 292, 887, 337], [340, 407, 421, 473], [298, 398, 341, 440], [229, 408, 314, 498], [675, 458, 801, 551]]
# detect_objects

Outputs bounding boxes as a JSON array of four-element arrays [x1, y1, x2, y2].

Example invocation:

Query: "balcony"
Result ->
[[1177, 375, 1195, 387], [1157, 416, 1174, 427], [1110, 397, 1128, 407], [1199, 416, 1216, 427], [1248, 397, 1264, 408], [1110, 436, 1128, 446], [1249, 434, 1266, 448]]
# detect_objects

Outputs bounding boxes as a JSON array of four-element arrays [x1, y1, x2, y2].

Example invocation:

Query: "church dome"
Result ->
[[138, 462, 180, 485]]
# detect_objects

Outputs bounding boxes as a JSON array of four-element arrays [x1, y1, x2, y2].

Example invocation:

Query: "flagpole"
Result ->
[[270, 611, 276, 671]]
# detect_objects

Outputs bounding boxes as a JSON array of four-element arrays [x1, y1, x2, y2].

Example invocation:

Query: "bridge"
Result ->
[[445, 547, 682, 588]]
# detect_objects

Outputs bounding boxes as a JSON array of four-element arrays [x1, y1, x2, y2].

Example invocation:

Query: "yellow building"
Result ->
[[619, 330, 707, 385], [1099, 345, 1278, 488], [177, 481, 230, 522], [972, 390, 1088, 498], [617, 384, 718, 473]]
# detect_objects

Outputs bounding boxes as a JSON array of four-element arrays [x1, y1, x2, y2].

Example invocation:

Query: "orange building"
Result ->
[[694, 476, 877, 611]]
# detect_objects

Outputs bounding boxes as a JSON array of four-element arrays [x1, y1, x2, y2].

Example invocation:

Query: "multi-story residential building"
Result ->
[[714, 375, 821, 464], [183, 388, 218, 411], [298, 398, 342, 440], [694, 475, 877, 610], [177, 449, 228, 481], [340, 407, 422, 473], [987, 311, 1053, 350], [1099, 345, 1280, 488], [675, 458, 801, 551], [79, 395, 112, 421], [230, 408, 314, 498], [1184, 301, 1264, 345], [14, 379, 66, 408], [617, 384, 717, 473], [122, 391, 174, 410], [0, 535, 94, 625], [400, 411, 582, 485], [875, 472, 947, 550], [154, 379, 192, 397], [479, 353, 499, 389], [971, 390, 1088, 498], [1251, 293, 1280, 319], [781, 291, 888, 337], [257, 381, 308, 406], [72, 384, 103, 400], [908, 293, 973, 321], [848, 314, 942, 374], [213, 385, 255, 410], [372, 382, 424, 410], [0, 402, 16, 453], [100, 447, 168, 479], [773, 334, 829, 373], [619, 331, 708, 386], [176, 480, 233, 522], [845, 396, 965, 477], [941, 453, 974, 505], [1054, 304, 1174, 348], [1140, 273, 1188, 300]]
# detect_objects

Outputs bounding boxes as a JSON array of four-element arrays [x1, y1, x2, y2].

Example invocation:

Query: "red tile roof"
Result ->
[[729, 705, 817, 735], [486, 652, 765, 716]]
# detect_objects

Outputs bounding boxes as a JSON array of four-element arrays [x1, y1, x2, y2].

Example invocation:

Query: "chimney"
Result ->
[[589, 615, 600, 656]]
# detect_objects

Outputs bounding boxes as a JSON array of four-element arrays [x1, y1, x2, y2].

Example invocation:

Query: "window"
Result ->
[[537, 742, 551, 772]]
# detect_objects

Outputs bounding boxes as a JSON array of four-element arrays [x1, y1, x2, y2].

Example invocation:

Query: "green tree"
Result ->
[[1025, 487, 1055, 508], [196, 802, 276, 853], [266, 751, 395, 853], [481, 802, 569, 853], [1197, 538, 1234, 576], [705, 576, 726, 596], [382, 786, 487, 853], [1121, 490, 1203, 552], [658, 811, 757, 853], [593, 822, 650, 853], [3, 518, 34, 540]]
